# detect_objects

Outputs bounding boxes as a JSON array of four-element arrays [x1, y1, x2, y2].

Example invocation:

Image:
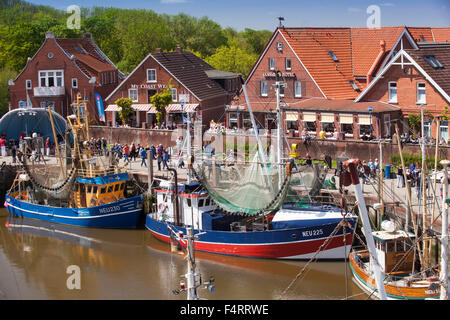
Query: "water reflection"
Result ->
[[0, 209, 364, 300]]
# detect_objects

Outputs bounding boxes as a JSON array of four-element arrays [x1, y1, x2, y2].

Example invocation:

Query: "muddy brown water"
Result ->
[[0, 209, 364, 300]]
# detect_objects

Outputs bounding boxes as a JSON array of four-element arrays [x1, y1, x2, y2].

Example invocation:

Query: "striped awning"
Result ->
[[105, 104, 153, 112], [147, 104, 199, 114], [105, 104, 121, 112]]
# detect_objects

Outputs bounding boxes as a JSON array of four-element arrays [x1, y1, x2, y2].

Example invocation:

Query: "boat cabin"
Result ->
[[74, 173, 128, 208], [372, 230, 416, 274]]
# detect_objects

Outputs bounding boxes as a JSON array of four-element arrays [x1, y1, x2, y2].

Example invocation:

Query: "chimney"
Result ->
[[366, 40, 386, 87], [45, 32, 55, 39], [175, 45, 183, 53], [155, 48, 162, 54]]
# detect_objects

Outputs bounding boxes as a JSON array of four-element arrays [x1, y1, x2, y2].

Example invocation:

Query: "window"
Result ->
[[87, 185, 92, 193], [40, 102, 46, 109], [384, 114, 391, 137], [228, 112, 238, 129], [72, 78, 78, 88], [120, 183, 125, 190], [129, 89, 138, 102], [440, 120, 448, 143], [285, 58, 292, 71], [243, 113, 252, 129], [198, 199, 204, 207], [328, 51, 339, 62], [100, 187, 106, 194], [388, 82, 397, 103], [416, 82, 426, 104], [260, 81, 268, 97], [424, 55, 443, 69], [349, 80, 360, 91], [171, 88, 177, 102], [269, 58, 275, 70], [279, 84, 285, 97], [114, 184, 120, 192], [286, 112, 299, 131], [423, 119, 431, 139], [147, 69, 157, 83], [26, 80, 32, 89], [295, 81, 302, 98], [39, 70, 63, 87], [205, 198, 210, 206], [107, 186, 113, 193], [93, 186, 98, 194]]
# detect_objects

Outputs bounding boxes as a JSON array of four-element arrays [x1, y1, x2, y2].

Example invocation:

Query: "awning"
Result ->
[[303, 113, 316, 122], [339, 114, 353, 124], [105, 104, 153, 112], [320, 113, 334, 123], [285, 112, 298, 121], [105, 104, 121, 112], [358, 115, 371, 125], [148, 104, 199, 114]]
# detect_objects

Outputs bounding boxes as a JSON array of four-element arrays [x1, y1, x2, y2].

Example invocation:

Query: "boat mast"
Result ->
[[47, 105, 65, 178], [430, 117, 440, 262], [344, 159, 387, 300], [275, 71, 284, 190], [378, 139, 384, 230], [420, 104, 429, 269], [439, 160, 449, 300]]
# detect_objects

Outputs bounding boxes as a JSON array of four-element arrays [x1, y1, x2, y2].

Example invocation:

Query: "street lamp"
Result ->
[[368, 106, 374, 137]]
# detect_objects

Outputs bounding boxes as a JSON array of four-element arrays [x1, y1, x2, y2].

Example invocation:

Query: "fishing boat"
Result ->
[[145, 75, 358, 260], [4, 94, 143, 228]]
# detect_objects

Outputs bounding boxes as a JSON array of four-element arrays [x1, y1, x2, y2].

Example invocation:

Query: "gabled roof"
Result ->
[[152, 51, 227, 101], [279, 27, 359, 100], [106, 50, 228, 103], [355, 48, 450, 104], [431, 27, 450, 43]]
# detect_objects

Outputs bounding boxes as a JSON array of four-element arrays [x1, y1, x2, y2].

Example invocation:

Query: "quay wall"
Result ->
[[90, 126, 450, 164]]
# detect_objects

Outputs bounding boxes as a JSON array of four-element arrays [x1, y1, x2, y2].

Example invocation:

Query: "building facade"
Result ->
[[8, 32, 122, 124], [105, 47, 241, 131]]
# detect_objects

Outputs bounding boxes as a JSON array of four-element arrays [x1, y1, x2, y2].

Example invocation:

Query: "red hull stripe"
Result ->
[[148, 227, 354, 258]]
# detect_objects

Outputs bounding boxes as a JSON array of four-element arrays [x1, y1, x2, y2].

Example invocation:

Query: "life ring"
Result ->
[[158, 203, 168, 213]]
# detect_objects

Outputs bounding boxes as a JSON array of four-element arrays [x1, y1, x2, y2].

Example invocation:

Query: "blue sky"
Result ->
[[28, 0, 450, 31]]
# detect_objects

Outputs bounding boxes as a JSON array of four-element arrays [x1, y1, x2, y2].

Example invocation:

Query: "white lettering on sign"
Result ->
[[302, 229, 324, 237], [130, 84, 167, 90], [263, 72, 296, 78], [99, 206, 121, 214]]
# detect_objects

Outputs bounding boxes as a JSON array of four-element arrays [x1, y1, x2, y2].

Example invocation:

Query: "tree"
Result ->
[[408, 114, 421, 136], [115, 97, 133, 126], [151, 84, 173, 126], [0, 68, 17, 115]]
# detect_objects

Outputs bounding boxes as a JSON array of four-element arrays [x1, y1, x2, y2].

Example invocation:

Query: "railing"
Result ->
[[33, 86, 65, 97], [77, 168, 123, 178]]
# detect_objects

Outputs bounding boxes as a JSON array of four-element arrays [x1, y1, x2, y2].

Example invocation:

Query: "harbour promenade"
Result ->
[[0, 153, 445, 235]]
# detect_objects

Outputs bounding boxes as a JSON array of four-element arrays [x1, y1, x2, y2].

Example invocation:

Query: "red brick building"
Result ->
[[8, 32, 122, 123], [228, 26, 450, 140], [105, 47, 241, 131]]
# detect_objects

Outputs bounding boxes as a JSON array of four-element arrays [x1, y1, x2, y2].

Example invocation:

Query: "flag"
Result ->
[[95, 93, 105, 122]]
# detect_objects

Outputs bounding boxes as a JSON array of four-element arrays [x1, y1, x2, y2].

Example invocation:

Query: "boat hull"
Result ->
[[4, 194, 144, 228], [349, 251, 440, 300], [145, 214, 357, 260]]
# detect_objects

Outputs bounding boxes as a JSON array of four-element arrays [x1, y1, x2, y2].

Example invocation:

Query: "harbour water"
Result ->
[[0, 209, 365, 300]]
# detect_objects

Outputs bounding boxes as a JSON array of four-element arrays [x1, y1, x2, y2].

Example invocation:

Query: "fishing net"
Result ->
[[192, 143, 291, 215]]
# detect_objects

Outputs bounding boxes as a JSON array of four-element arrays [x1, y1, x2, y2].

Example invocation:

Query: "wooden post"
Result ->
[[395, 123, 425, 268], [148, 149, 153, 196], [430, 118, 440, 264]]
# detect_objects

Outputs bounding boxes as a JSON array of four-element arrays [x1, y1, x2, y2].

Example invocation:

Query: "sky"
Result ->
[[27, 0, 450, 31]]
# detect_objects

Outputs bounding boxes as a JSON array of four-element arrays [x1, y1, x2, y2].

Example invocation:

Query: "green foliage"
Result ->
[[0, 68, 17, 115], [390, 153, 443, 171], [408, 114, 421, 136], [115, 97, 133, 126], [150, 83, 173, 126]]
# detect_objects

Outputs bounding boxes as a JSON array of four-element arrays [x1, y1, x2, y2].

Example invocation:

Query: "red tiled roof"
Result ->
[[351, 27, 405, 77], [280, 28, 359, 100], [407, 27, 434, 42], [431, 27, 450, 43]]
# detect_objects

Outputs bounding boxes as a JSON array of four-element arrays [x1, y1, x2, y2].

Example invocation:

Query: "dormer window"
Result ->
[[328, 51, 339, 62], [349, 80, 360, 91], [424, 55, 443, 69]]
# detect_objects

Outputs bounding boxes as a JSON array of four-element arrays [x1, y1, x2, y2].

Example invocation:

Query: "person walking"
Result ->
[[45, 137, 50, 156], [396, 166, 405, 188], [157, 144, 163, 170], [130, 143, 136, 161], [123, 144, 130, 163], [162, 150, 169, 170], [0, 136, 6, 157], [140, 147, 147, 167]]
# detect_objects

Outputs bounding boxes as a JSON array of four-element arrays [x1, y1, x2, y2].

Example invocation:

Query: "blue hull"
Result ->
[[5, 194, 144, 228], [145, 214, 358, 259]]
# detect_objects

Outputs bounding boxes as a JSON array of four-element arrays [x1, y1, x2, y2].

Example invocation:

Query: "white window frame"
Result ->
[[147, 69, 157, 83], [128, 88, 138, 102], [416, 82, 426, 105], [388, 81, 397, 103], [39, 70, 64, 88], [26, 79, 32, 90], [171, 88, 178, 102], [269, 58, 275, 71], [295, 81, 302, 98], [279, 84, 285, 97], [261, 81, 268, 97], [72, 78, 78, 89], [285, 58, 292, 71]]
